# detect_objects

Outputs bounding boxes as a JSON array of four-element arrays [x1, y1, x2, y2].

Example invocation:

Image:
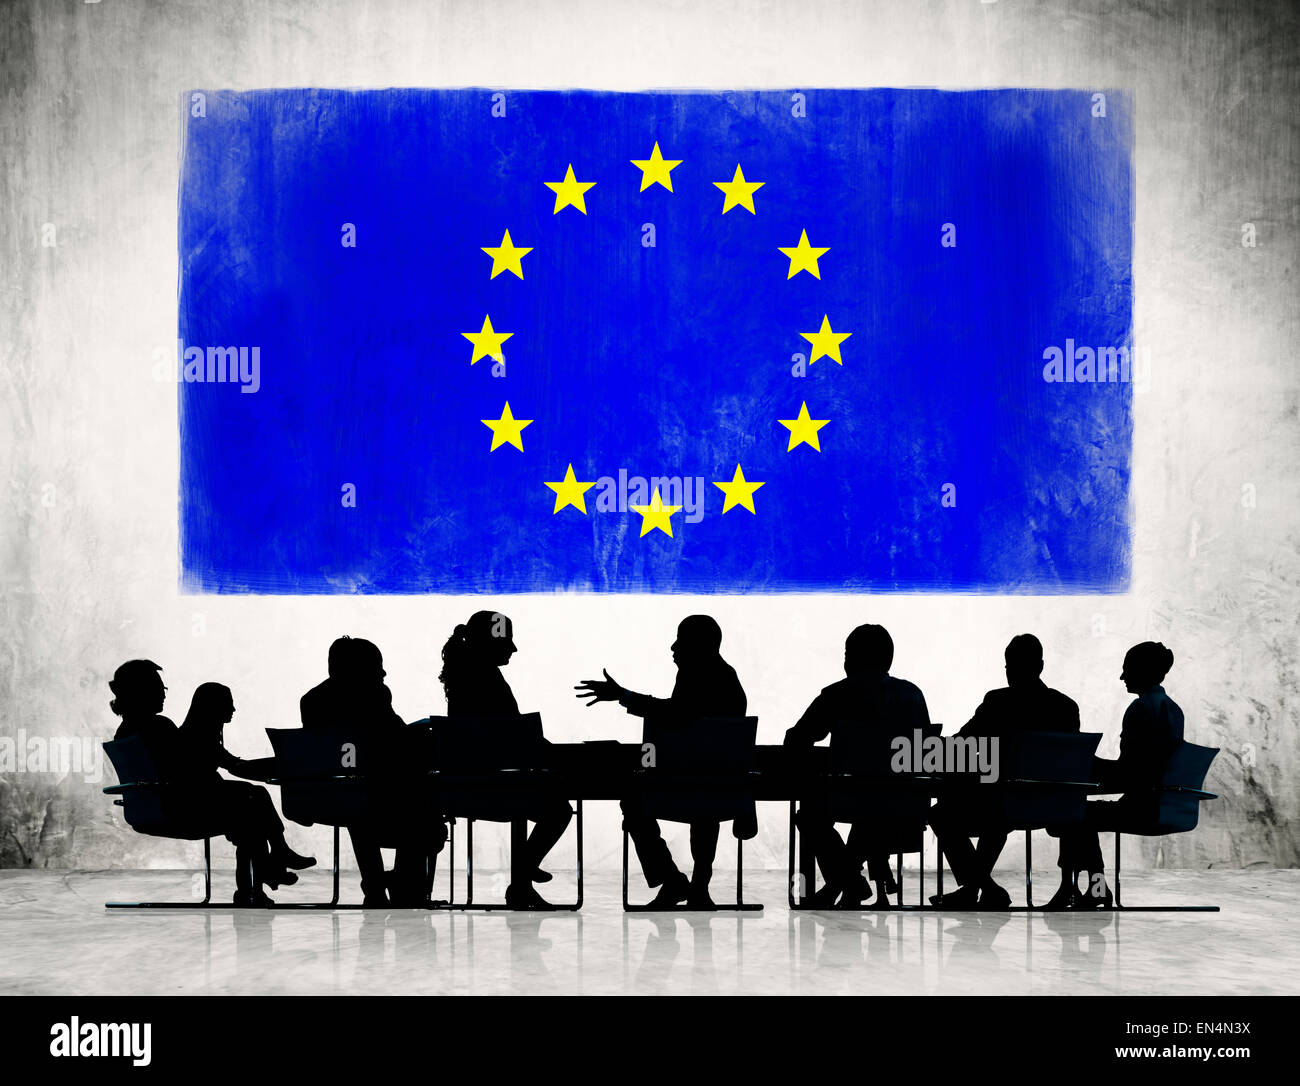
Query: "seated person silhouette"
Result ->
[[929, 634, 1080, 910], [109, 661, 313, 906], [1049, 642, 1183, 909], [575, 615, 747, 908], [179, 682, 316, 879], [439, 611, 573, 909], [300, 637, 443, 907], [784, 624, 930, 908]]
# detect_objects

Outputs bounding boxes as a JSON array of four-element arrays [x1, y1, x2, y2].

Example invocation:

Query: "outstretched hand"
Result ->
[[574, 668, 623, 706]]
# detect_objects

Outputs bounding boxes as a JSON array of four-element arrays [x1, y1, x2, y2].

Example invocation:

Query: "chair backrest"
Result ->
[[268, 727, 423, 828], [1005, 731, 1101, 782], [103, 736, 162, 785], [641, 716, 757, 774], [999, 731, 1102, 829], [1150, 740, 1220, 834], [102, 738, 218, 839], [267, 728, 361, 778], [829, 720, 942, 775], [425, 713, 545, 772], [1161, 740, 1219, 791]]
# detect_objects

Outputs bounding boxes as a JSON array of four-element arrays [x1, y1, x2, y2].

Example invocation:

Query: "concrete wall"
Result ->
[[2, 0, 1297, 873]]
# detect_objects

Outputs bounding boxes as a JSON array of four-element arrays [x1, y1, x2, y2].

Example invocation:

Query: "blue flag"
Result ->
[[177, 88, 1133, 594]]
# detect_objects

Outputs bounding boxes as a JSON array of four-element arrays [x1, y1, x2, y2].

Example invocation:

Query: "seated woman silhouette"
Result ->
[[109, 661, 313, 906], [439, 611, 573, 909], [1049, 642, 1184, 909], [179, 682, 316, 892]]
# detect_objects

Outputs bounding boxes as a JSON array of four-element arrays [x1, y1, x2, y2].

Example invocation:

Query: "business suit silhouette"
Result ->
[[576, 615, 747, 908], [301, 637, 442, 906], [1050, 642, 1183, 908], [784, 624, 930, 908], [929, 634, 1080, 909], [439, 611, 573, 909]]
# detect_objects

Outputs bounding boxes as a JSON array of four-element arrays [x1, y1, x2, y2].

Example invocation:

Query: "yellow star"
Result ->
[[630, 141, 683, 193], [713, 464, 766, 514], [544, 164, 596, 215], [544, 463, 596, 514], [799, 314, 853, 365], [712, 164, 765, 214], [481, 402, 533, 452], [461, 314, 513, 365], [778, 402, 829, 452], [481, 229, 533, 279], [778, 229, 830, 279], [629, 487, 682, 537]]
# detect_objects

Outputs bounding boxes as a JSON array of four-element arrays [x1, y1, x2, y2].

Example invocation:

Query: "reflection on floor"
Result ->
[[1, 869, 1296, 995]]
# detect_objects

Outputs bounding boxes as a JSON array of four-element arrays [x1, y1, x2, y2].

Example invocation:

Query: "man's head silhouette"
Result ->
[[1003, 634, 1044, 688], [671, 615, 723, 668], [328, 636, 386, 686], [109, 659, 165, 718], [844, 624, 893, 677]]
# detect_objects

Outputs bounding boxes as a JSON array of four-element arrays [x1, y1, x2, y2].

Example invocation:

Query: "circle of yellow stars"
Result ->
[[456, 133, 856, 540]]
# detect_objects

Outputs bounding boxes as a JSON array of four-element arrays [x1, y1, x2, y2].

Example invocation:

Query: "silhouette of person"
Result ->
[[929, 633, 1080, 909], [1050, 642, 1183, 908], [178, 681, 315, 878], [109, 661, 310, 905], [783, 624, 930, 908], [576, 615, 747, 908], [301, 637, 443, 907], [438, 611, 573, 909]]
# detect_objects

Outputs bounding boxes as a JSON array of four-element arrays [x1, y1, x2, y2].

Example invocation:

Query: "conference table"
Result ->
[[472, 741, 1103, 911]]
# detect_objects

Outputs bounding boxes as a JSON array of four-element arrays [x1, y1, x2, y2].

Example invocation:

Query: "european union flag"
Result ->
[[178, 88, 1133, 594]]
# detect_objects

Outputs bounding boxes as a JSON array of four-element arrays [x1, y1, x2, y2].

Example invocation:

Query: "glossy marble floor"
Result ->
[[1, 868, 1296, 995]]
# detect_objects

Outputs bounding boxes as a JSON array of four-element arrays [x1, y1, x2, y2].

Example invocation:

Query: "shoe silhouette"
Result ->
[[647, 873, 691, 909], [930, 884, 981, 909], [978, 883, 1012, 910], [687, 888, 717, 910], [809, 883, 843, 908]]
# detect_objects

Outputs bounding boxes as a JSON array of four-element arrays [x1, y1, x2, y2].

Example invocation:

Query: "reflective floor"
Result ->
[[1, 869, 1296, 995]]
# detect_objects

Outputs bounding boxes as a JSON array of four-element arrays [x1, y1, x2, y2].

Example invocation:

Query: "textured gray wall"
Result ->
[[2, 0, 1297, 873]]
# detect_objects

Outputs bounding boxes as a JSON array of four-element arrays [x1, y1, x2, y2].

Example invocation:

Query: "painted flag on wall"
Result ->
[[177, 88, 1133, 594]]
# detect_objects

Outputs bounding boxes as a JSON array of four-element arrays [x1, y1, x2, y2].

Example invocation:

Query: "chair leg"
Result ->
[[330, 826, 340, 906], [1115, 832, 1122, 909], [447, 819, 456, 905], [267, 822, 381, 909], [787, 800, 800, 908], [445, 805, 583, 912], [919, 832, 925, 908], [737, 835, 745, 906], [573, 800, 584, 911], [466, 819, 475, 905], [624, 822, 762, 912], [1025, 830, 1034, 909], [106, 836, 226, 908], [727, 832, 762, 911], [622, 825, 631, 911], [1103, 832, 1217, 910]]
